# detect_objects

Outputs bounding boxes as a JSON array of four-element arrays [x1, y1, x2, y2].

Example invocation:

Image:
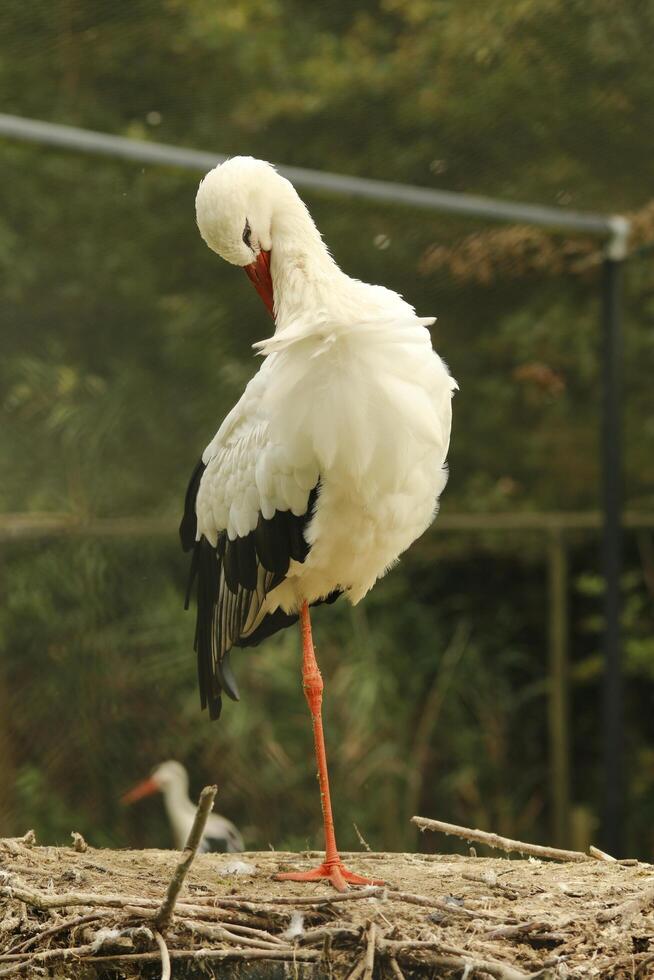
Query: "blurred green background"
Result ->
[[1, 0, 653, 858]]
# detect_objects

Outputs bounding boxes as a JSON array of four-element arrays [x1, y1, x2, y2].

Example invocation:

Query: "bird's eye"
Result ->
[[242, 219, 252, 248]]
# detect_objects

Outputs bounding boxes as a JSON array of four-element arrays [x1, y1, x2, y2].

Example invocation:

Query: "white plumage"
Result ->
[[182, 156, 457, 719]]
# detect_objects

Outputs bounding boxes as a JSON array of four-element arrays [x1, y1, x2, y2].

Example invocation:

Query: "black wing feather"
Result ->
[[180, 460, 338, 721], [255, 512, 291, 575], [234, 533, 258, 591], [179, 459, 206, 552]]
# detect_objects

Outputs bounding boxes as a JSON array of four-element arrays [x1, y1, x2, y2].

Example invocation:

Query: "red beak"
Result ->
[[244, 250, 274, 319], [120, 776, 160, 805]]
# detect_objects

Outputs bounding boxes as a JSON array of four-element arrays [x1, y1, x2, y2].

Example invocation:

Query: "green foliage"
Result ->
[[0, 0, 653, 858]]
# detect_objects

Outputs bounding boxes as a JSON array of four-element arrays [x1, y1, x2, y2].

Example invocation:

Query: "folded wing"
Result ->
[[180, 372, 325, 720]]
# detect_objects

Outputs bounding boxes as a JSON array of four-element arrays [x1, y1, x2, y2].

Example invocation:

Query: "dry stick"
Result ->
[[212, 885, 383, 908], [182, 918, 287, 946], [384, 940, 535, 980], [362, 921, 377, 980], [70, 831, 88, 853], [589, 845, 617, 862], [344, 955, 367, 980], [154, 784, 217, 932], [393, 948, 533, 980], [0, 881, 155, 910], [6, 911, 110, 954], [412, 816, 591, 863], [153, 930, 171, 980], [298, 925, 362, 946], [388, 956, 407, 980], [0, 831, 36, 848], [353, 823, 372, 852], [88, 948, 320, 964], [0, 883, 235, 920], [185, 921, 288, 951], [0, 948, 320, 974], [183, 907, 282, 928], [487, 921, 565, 941], [0, 941, 100, 978], [385, 889, 507, 922], [131, 900, 278, 927], [291, 849, 449, 862], [636, 952, 654, 978], [0, 926, 162, 974], [596, 880, 654, 924]]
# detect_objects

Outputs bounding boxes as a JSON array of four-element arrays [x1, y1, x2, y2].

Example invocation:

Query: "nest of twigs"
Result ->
[[1, 808, 654, 978]]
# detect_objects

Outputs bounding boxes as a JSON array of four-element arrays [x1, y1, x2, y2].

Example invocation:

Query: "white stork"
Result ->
[[122, 760, 244, 853], [181, 157, 457, 890]]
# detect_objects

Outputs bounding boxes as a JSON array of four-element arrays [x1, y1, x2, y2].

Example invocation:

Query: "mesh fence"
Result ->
[[1, 0, 653, 858]]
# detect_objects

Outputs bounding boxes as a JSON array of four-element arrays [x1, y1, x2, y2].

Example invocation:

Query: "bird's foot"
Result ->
[[275, 860, 384, 893]]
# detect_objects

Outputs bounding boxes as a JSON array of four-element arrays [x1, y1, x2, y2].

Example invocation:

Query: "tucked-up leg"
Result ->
[[274, 601, 384, 891]]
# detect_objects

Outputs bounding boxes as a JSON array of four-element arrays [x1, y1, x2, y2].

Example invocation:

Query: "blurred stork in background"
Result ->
[[122, 760, 244, 853]]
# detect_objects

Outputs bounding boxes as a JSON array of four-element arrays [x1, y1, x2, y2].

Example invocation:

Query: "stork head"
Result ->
[[121, 759, 189, 804], [195, 156, 293, 317]]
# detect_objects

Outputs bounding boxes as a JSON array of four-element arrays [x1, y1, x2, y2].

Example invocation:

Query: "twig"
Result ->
[[185, 921, 288, 951], [362, 921, 377, 980], [298, 925, 362, 946], [388, 956, 407, 980], [21, 830, 36, 847], [0, 882, 230, 918], [154, 784, 217, 931], [89, 948, 320, 964], [154, 930, 171, 980], [292, 850, 449, 862], [127, 900, 278, 927], [412, 816, 591, 862], [181, 919, 287, 946], [394, 947, 534, 980], [636, 952, 654, 978], [0, 941, 100, 978], [0, 832, 36, 856], [0, 881, 148, 910], [384, 941, 535, 980], [344, 956, 367, 980], [211, 886, 383, 908], [385, 889, 507, 921], [589, 845, 617, 863], [6, 912, 109, 954], [596, 880, 654, 924], [0, 947, 320, 975], [70, 831, 88, 853], [486, 921, 564, 940]]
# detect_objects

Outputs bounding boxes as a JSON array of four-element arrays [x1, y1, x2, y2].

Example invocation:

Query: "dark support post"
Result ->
[[548, 527, 570, 846], [600, 226, 628, 854]]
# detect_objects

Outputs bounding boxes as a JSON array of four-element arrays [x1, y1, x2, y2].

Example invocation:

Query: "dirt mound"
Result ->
[[1, 836, 653, 977]]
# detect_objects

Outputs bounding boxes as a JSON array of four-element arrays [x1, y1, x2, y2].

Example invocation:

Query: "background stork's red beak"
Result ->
[[244, 250, 274, 318], [120, 776, 160, 804]]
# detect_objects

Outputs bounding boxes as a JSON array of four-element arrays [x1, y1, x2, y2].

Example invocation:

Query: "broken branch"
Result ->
[[154, 784, 216, 931], [412, 816, 591, 862]]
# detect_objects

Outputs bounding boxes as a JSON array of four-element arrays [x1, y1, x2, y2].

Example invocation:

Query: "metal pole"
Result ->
[[0, 113, 617, 234], [548, 528, 570, 847], [600, 219, 629, 854]]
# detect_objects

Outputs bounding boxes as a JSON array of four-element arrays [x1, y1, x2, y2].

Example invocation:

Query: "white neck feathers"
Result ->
[[270, 191, 344, 325]]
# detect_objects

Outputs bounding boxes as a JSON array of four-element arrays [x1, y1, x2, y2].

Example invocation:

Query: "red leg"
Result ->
[[274, 601, 384, 891]]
